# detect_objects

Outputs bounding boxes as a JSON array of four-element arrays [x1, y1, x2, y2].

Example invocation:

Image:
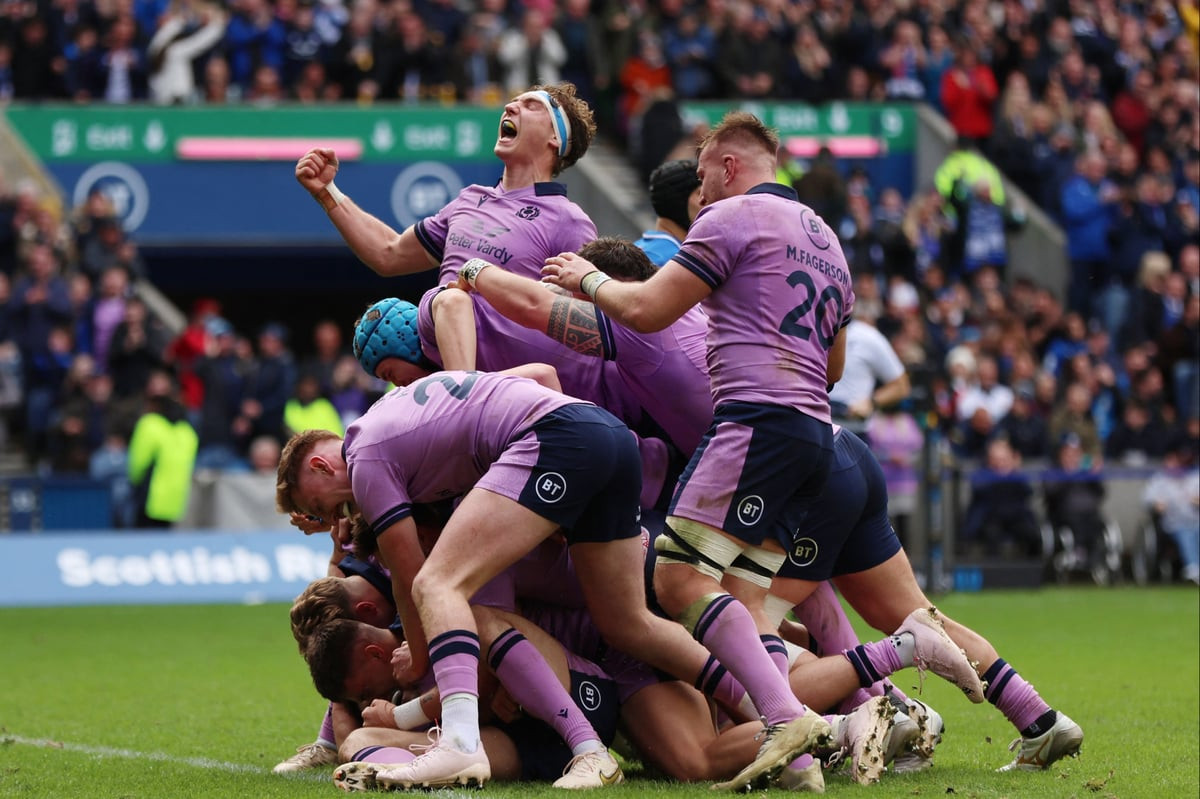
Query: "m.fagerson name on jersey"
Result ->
[[785, 245, 850, 287]]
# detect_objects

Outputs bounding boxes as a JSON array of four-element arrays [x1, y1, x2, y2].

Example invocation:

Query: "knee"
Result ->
[[338, 727, 371, 762]]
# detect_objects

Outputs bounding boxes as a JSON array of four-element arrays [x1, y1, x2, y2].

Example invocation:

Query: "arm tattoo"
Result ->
[[547, 296, 604, 357]]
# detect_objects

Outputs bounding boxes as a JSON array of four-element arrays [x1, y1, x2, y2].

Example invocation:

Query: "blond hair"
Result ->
[[698, 111, 780, 160]]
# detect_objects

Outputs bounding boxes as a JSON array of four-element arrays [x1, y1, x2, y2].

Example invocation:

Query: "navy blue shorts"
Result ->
[[776, 429, 902, 581], [497, 668, 620, 781], [517, 404, 642, 545], [670, 402, 833, 547]]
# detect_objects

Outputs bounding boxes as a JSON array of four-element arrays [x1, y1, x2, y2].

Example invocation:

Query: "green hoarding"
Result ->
[[680, 101, 916, 149], [3, 104, 504, 163]]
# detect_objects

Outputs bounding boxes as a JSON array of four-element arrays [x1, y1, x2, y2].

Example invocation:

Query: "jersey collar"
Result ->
[[746, 182, 798, 201]]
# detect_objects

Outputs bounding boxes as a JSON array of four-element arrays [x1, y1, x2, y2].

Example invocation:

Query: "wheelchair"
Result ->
[[1041, 515, 1124, 586], [1128, 510, 1184, 585]]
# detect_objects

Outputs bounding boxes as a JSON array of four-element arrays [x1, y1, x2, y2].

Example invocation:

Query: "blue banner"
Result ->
[[46, 160, 503, 247], [0, 531, 333, 607]]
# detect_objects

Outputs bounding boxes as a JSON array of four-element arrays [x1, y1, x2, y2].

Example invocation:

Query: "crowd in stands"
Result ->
[[0, 1, 1197, 567]]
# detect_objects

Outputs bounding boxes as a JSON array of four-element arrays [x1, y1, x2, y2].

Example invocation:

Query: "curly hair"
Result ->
[[536, 82, 597, 176]]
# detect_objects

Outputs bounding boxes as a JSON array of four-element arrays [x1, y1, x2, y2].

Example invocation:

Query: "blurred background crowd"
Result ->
[[0, 0, 1197, 568]]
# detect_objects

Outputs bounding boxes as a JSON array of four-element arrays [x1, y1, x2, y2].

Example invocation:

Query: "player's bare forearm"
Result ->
[[329, 212, 436, 277]]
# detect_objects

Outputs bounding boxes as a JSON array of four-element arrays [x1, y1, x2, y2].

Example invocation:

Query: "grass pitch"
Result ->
[[1, 586, 1196, 798]]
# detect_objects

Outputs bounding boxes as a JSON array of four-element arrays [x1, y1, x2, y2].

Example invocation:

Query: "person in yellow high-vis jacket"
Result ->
[[128, 370, 199, 528]]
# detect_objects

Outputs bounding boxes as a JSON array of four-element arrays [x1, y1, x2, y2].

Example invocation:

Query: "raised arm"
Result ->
[[296, 148, 438, 277]]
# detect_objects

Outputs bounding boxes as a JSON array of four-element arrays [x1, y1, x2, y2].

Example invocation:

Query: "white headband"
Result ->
[[530, 90, 572, 158]]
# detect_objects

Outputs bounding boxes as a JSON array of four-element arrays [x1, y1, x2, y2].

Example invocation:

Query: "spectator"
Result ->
[[298, 318, 346, 395], [960, 437, 1042, 558], [242, 321, 296, 445], [447, 15, 503, 103], [994, 379, 1049, 462], [716, 5, 782, 101], [9, 243, 73, 457], [106, 295, 169, 400], [879, 18, 926, 101], [865, 401, 922, 543], [66, 271, 95, 363], [1158, 292, 1200, 420], [956, 354, 1015, 458], [284, 372, 343, 437], [49, 361, 114, 473], [1143, 438, 1200, 585], [91, 266, 130, 371], [328, 353, 371, 430], [1106, 398, 1171, 464], [617, 32, 671, 146], [662, 7, 717, 100], [1043, 432, 1108, 571], [920, 25, 954, 110], [93, 13, 150, 103], [1049, 382, 1103, 463], [90, 430, 135, 527], [1124, 250, 1173, 348], [127, 369, 198, 528], [1105, 173, 1178, 339], [12, 15, 64, 99], [556, 0, 606, 106], [1061, 153, 1120, 319], [940, 35, 999, 149], [224, 0, 286, 91], [165, 297, 221, 422], [496, 8, 565, 97], [281, 0, 323, 89], [194, 317, 252, 470], [247, 433, 282, 474], [0, 40, 14, 103], [794, 146, 847, 236], [79, 215, 144, 282], [246, 63, 285, 104], [828, 305, 910, 443], [147, 0, 228, 105], [375, 9, 443, 101]]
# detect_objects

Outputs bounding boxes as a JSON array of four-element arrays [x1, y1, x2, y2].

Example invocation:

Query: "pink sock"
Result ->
[[353, 745, 416, 765], [694, 594, 806, 726], [488, 628, 600, 752], [317, 704, 336, 747], [982, 659, 1051, 732]]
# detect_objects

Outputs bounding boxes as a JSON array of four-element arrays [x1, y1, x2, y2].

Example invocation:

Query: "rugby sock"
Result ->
[[694, 655, 757, 721], [843, 637, 906, 687], [353, 745, 416, 765], [429, 629, 482, 753], [981, 658, 1052, 735], [796, 582, 863, 655], [316, 703, 336, 749], [692, 594, 806, 725], [487, 628, 603, 755], [762, 634, 790, 679]]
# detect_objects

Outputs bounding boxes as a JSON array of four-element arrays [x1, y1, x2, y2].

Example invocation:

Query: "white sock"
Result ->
[[439, 693, 481, 753], [571, 739, 608, 757], [894, 632, 916, 666]]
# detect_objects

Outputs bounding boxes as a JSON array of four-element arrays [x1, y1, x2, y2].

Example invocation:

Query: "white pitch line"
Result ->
[[3, 735, 327, 781]]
